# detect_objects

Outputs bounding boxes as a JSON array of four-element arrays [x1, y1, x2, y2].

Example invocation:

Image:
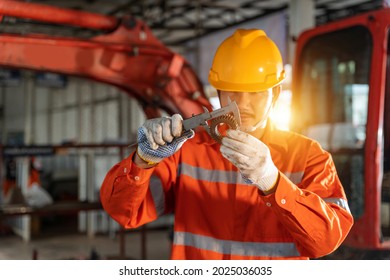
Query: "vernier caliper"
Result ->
[[129, 100, 241, 147], [182, 100, 241, 144]]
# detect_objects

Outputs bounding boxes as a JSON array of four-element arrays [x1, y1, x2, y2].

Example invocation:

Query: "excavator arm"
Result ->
[[0, 1, 212, 119]]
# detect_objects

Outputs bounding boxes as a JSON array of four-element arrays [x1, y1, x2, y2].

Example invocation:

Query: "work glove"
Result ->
[[220, 129, 279, 193], [137, 114, 194, 165]]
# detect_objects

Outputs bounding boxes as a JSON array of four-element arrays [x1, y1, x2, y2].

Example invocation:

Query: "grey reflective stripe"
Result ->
[[178, 163, 251, 185], [324, 197, 351, 213], [281, 172, 351, 213], [149, 175, 165, 216], [283, 171, 304, 184], [174, 231, 300, 257], [179, 163, 306, 187]]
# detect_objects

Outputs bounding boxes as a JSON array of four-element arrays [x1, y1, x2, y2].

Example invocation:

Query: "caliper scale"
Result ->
[[182, 100, 241, 144]]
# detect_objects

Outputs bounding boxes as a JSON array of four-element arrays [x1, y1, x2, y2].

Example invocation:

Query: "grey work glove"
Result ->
[[137, 114, 194, 165], [220, 129, 279, 193]]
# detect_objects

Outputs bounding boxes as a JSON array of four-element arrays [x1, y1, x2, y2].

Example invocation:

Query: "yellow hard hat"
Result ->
[[208, 29, 285, 92]]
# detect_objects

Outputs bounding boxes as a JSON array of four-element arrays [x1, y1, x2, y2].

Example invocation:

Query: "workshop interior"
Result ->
[[1, 0, 390, 260]]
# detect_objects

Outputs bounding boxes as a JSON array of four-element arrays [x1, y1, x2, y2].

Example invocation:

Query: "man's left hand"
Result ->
[[220, 129, 279, 194]]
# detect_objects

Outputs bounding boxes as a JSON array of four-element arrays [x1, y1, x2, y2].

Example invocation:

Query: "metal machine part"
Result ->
[[209, 114, 239, 144], [182, 100, 241, 143]]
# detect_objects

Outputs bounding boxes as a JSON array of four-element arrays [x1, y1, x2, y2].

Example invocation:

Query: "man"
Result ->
[[100, 29, 353, 259]]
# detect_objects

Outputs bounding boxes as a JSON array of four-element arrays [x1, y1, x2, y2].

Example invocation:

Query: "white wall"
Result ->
[[1, 71, 144, 145], [0, 71, 145, 236]]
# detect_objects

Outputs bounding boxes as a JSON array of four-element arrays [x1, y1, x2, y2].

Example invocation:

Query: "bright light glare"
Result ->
[[270, 89, 292, 131]]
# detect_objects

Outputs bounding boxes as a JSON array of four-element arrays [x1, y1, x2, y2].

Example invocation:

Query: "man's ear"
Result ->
[[272, 85, 282, 105]]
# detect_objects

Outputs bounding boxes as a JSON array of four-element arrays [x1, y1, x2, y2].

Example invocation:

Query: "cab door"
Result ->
[[292, 9, 390, 250]]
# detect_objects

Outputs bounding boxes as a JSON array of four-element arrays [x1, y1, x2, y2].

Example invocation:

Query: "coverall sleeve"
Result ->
[[100, 151, 178, 229], [262, 141, 354, 258]]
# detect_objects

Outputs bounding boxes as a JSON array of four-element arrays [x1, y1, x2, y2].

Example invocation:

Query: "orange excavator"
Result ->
[[2, 1, 390, 259], [0, 1, 212, 120]]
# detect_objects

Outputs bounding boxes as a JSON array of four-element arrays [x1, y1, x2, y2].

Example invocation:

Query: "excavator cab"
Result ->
[[292, 8, 390, 255]]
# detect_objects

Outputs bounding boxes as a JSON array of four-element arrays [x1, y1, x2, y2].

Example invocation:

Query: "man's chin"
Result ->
[[239, 125, 256, 133], [239, 119, 267, 133]]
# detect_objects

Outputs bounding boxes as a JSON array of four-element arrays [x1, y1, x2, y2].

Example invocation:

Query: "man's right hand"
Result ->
[[135, 114, 194, 167]]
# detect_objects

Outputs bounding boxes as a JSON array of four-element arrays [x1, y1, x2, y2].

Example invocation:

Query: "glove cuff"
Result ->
[[137, 128, 195, 165], [256, 164, 279, 192], [243, 164, 279, 193], [136, 147, 163, 165]]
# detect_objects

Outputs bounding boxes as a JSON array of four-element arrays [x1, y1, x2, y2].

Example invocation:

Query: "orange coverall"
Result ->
[[100, 123, 354, 259]]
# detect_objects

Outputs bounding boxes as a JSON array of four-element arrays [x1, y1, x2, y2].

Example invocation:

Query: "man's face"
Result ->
[[219, 89, 274, 132]]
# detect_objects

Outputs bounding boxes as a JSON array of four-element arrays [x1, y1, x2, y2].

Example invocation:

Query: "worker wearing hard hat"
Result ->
[[100, 29, 354, 259]]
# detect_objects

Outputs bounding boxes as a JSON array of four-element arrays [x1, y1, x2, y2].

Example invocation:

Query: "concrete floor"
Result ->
[[3, 219, 390, 260], [0, 218, 172, 260]]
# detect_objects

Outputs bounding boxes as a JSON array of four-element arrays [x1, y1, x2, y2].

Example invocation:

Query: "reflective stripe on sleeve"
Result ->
[[323, 197, 351, 213], [149, 175, 165, 216], [283, 171, 304, 184], [173, 231, 300, 257]]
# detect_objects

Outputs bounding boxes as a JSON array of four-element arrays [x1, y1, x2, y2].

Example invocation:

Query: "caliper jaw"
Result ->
[[182, 100, 241, 143]]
